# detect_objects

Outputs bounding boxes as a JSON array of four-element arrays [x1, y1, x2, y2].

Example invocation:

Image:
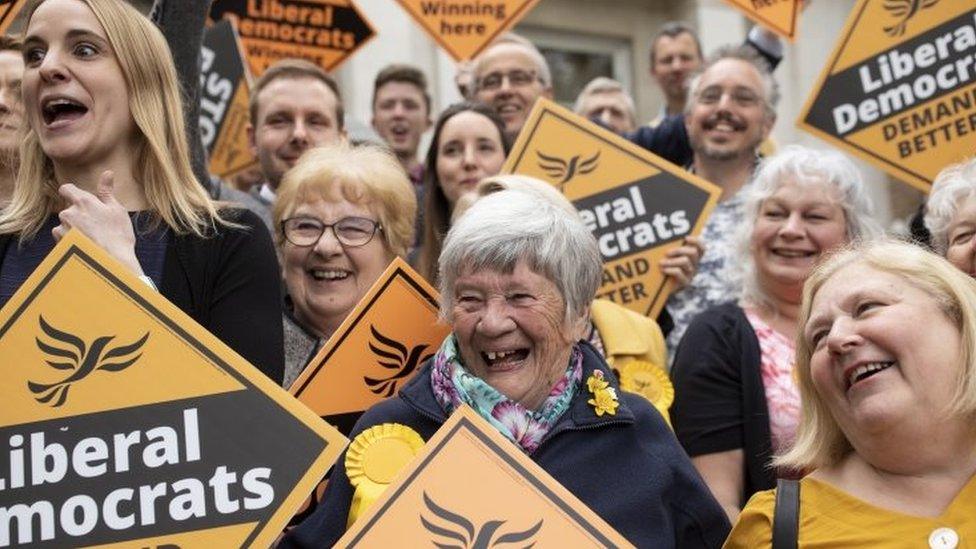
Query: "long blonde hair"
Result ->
[[0, 0, 224, 240]]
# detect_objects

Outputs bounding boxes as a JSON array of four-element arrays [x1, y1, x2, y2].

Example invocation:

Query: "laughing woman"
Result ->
[[0, 0, 283, 381]]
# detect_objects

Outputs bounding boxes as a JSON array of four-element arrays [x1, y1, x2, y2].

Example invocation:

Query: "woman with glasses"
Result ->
[[273, 142, 417, 387]]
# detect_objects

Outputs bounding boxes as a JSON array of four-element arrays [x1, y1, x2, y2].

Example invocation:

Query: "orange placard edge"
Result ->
[[722, 0, 799, 41]]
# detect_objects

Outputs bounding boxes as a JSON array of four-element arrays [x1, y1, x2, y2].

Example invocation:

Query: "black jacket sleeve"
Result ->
[[625, 114, 693, 167]]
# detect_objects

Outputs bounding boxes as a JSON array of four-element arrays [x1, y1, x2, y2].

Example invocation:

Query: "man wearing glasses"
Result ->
[[472, 35, 554, 141]]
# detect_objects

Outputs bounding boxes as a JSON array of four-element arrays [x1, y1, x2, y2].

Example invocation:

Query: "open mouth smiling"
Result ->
[[481, 348, 529, 369], [41, 96, 88, 127], [308, 268, 350, 281], [845, 361, 895, 390]]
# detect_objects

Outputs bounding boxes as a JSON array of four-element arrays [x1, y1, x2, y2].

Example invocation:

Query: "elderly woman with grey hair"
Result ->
[[281, 188, 730, 548], [670, 145, 881, 522], [925, 158, 976, 278]]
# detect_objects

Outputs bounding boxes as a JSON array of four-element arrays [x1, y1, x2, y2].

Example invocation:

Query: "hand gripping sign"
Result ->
[[502, 99, 721, 320], [799, 0, 976, 191], [0, 230, 346, 548], [722, 0, 801, 41]]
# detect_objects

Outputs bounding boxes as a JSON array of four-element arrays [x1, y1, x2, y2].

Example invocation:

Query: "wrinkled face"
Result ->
[[577, 91, 635, 134], [944, 194, 976, 278], [651, 32, 701, 103], [685, 58, 773, 163], [474, 44, 552, 138], [435, 110, 506, 207], [22, 0, 138, 167], [280, 186, 393, 337], [751, 180, 848, 300], [805, 264, 963, 441], [249, 77, 343, 189], [452, 262, 576, 410], [372, 81, 430, 161], [0, 50, 24, 158]]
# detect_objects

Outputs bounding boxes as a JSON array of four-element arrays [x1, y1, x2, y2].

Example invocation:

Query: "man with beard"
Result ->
[[371, 64, 432, 187], [664, 45, 779, 352], [0, 36, 22, 206]]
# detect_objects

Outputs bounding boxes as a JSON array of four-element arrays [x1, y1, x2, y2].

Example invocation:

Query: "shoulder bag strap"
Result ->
[[772, 478, 800, 549]]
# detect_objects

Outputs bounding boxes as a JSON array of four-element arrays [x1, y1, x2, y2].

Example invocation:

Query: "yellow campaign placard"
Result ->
[[722, 0, 800, 41], [0, 230, 347, 548], [209, 0, 376, 76], [290, 258, 451, 435], [394, 0, 542, 61], [502, 99, 721, 320], [0, 0, 25, 35], [798, 0, 976, 192], [336, 406, 633, 548]]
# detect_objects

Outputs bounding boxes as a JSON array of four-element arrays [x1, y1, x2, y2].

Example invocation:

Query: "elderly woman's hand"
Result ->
[[53, 171, 144, 277], [659, 236, 704, 290]]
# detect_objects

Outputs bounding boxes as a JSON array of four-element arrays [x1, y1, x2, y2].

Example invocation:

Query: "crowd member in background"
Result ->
[[573, 77, 637, 134], [0, 0, 283, 381], [925, 158, 976, 278], [273, 142, 416, 387], [414, 101, 510, 283], [471, 33, 552, 141], [664, 44, 779, 353], [727, 240, 976, 547], [247, 59, 345, 212], [371, 64, 432, 186], [0, 35, 22, 206], [671, 146, 880, 521], [282, 188, 730, 548]]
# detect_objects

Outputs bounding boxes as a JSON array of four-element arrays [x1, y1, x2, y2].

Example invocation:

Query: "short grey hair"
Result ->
[[473, 33, 552, 90], [735, 145, 882, 306], [925, 158, 976, 255], [438, 189, 602, 323], [685, 44, 779, 122], [572, 77, 636, 124]]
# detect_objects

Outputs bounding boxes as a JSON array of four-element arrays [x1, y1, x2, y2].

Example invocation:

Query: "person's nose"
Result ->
[[825, 317, 861, 355], [311, 225, 343, 256], [38, 50, 70, 84], [290, 118, 310, 147], [476, 299, 516, 337], [599, 109, 613, 126], [461, 144, 477, 169], [779, 211, 805, 239]]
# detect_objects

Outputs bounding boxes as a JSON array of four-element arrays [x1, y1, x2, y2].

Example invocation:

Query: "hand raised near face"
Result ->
[[659, 236, 704, 290], [53, 171, 145, 276]]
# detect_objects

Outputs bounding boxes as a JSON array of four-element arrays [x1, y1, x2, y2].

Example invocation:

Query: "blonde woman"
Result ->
[[0, 0, 283, 382]]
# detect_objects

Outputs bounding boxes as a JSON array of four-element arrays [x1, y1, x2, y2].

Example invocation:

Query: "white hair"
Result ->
[[473, 34, 552, 89], [925, 158, 976, 255], [572, 77, 636, 126]]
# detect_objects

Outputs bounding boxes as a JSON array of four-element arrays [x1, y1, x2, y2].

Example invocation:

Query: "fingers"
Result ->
[[96, 170, 116, 204]]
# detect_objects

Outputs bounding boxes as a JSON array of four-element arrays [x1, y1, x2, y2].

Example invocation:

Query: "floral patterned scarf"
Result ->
[[430, 334, 582, 454]]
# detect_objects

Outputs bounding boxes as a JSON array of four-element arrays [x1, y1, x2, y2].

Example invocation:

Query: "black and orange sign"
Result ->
[[200, 19, 259, 179], [209, 0, 376, 75], [337, 406, 633, 547], [291, 258, 451, 435], [395, 0, 541, 61], [502, 99, 721, 320], [799, 0, 976, 191], [0, 0, 25, 35], [723, 0, 800, 41], [0, 230, 347, 547]]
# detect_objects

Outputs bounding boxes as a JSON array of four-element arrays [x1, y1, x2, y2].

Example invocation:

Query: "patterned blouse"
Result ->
[[743, 307, 800, 453]]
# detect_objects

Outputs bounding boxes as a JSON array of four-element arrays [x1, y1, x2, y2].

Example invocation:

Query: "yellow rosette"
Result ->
[[618, 361, 675, 426], [345, 423, 425, 527]]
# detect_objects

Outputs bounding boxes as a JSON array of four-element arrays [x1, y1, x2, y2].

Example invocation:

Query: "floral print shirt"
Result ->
[[743, 308, 800, 453]]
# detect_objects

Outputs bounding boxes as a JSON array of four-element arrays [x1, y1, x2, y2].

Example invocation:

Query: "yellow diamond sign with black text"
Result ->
[[722, 0, 800, 41], [799, 0, 976, 191], [0, 230, 347, 547]]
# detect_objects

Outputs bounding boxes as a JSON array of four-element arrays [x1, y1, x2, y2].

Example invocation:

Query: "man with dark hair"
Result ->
[[371, 64, 432, 186], [0, 35, 22, 205], [247, 58, 346, 208]]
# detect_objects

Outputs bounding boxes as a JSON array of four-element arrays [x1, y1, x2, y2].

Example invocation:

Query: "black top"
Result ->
[[669, 302, 776, 506]]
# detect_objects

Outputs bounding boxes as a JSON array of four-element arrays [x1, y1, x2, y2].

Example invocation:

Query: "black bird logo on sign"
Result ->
[[420, 492, 543, 549], [883, 0, 939, 37], [536, 150, 600, 189], [29, 316, 149, 407], [364, 326, 432, 397]]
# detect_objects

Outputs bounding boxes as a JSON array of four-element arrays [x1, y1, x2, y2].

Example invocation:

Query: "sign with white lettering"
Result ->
[[0, 230, 347, 547], [209, 0, 376, 75], [722, 0, 800, 41], [799, 0, 976, 191], [502, 99, 721, 320], [394, 0, 542, 61]]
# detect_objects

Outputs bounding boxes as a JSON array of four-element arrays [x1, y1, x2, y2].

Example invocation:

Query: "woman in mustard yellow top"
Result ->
[[726, 240, 976, 548]]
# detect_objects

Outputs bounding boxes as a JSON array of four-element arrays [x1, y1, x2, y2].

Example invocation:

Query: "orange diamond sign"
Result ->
[[722, 0, 800, 41], [0, 0, 25, 35]]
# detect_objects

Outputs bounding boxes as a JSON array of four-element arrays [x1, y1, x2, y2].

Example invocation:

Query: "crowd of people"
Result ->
[[0, 0, 974, 547]]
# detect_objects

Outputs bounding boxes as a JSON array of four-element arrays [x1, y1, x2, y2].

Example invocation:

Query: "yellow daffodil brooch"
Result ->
[[586, 369, 619, 416]]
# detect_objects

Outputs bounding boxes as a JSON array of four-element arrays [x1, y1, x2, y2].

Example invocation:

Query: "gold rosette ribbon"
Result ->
[[618, 361, 675, 426], [345, 423, 425, 527]]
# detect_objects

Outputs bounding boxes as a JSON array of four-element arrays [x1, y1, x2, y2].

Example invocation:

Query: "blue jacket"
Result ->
[[281, 343, 730, 548]]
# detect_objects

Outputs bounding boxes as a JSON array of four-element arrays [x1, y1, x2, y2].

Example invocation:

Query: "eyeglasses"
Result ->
[[281, 216, 382, 248], [476, 69, 539, 91], [695, 85, 762, 107]]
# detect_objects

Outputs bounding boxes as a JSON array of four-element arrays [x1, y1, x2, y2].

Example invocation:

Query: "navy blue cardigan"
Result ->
[[281, 343, 730, 548]]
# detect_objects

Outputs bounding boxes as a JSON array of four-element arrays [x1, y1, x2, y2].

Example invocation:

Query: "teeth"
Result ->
[[848, 362, 893, 387], [310, 269, 348, 280], [485, 350, 516, 361]]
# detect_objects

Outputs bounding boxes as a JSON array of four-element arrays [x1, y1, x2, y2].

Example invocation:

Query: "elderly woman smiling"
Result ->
[[926, 158, 976, 278], [726, 240, 976, 547], [281, 189, 730, 548]]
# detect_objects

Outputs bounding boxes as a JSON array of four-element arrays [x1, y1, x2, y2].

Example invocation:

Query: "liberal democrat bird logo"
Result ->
[[28, 316, 149, 407], [536, 150, 600, 189], [883, 0, 939, 37], [363, 325, 433, 397], [420, 492, 543, 549]]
